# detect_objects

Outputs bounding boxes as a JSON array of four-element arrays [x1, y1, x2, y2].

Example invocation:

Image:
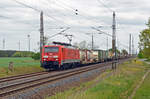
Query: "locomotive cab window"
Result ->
[[45, 47, 59, 53]]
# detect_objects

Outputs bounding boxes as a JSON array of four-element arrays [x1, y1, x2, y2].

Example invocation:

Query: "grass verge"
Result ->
[[133, 67, 150, 99], [47, 59, 150, 99]]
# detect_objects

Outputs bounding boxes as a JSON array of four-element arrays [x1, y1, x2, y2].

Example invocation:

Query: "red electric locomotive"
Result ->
[[41, 42, 80, 70]]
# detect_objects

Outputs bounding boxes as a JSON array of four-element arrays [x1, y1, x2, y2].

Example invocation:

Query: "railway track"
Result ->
[[0, 58, 131, 98], [0, 71, 49, 83]]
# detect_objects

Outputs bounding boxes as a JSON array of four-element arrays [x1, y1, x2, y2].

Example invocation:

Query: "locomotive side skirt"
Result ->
[[61, 59, 80, 64]]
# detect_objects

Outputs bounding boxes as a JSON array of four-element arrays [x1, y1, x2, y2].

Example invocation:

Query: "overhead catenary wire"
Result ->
[[13, 0, 40, 12], [84, 32, 111, 50], [38, 1, 78, 28], [41, 0, 115, 31], [54, 0, 76, 11], [41, 0, 101, 33], [97, 0, 114, 13], [12, 0, 71, 51], [97, 0, 133, 49], [47, 0, 104, 26], [38, 0, 69, 17], [13, 0, 69, 27], [91, 26, 129, 51], [18, 0, 128, 50], [47, 0, 75, 11], [97, 0, 132, 51], [0, 15, 11, 19], [0, 0, 133, 52], [46, 27, 70, 39]]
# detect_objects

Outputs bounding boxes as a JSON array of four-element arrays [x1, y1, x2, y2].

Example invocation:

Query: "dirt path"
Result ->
[[128, 60, 150, 99]]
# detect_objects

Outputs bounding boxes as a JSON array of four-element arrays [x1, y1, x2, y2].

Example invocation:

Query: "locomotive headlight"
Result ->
[[43, 56, 48, 58], [53, 56, 58, 58]]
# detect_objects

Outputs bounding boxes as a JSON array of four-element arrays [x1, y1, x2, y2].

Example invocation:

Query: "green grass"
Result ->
[[145, 59, 150, 62], [133, 70, 150, 99], [47, 59, 150, 99], [0, 57, 43, 78], [0, 57, 40, 67]]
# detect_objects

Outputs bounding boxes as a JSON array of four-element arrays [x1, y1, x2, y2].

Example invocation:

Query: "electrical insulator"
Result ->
[[75, 9, 78, 15]]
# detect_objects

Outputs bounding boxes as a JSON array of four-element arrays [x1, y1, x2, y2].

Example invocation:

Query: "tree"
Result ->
[[73, 41, 88, 49], [109, 48, 121, 55], [12, 51, 34, 57], [121, 49, 128, 55], [138, 50, 144, 58], [12, 52, 21, 57], [73, 41, 99, 50], [31, 52, 40, 60], [139, 18, 150, 58]]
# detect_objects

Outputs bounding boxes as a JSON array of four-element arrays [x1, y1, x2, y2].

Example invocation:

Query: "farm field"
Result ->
[[47, 59, 150, 99], [0, 57, 43, 78], [0, 57, 40, 67]]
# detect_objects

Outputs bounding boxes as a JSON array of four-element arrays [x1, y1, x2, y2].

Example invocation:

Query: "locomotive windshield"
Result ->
[[45, 47, 59, 53]]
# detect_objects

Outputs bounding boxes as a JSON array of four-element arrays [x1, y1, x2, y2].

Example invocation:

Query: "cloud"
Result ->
[[0, 0, 149, 52]]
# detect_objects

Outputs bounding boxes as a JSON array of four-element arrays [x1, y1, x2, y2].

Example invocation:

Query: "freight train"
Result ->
[[41, 42, 128, 70]]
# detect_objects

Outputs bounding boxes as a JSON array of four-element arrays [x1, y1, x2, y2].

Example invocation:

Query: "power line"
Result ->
[[97, 0, 114, 12], [13, 0, 69, 26], [97, 0, 130, 52], [35, 1, 71, 27], [50, 0, 74, 11], [49, 0, 104, 26], [43, 0, 114, 29], [47, 27, 70, 38], [118, 42, 129, 49], [38, 0, 69, 17], [77, 32, 129, 49], [91, 27, 112, 37], [92, 26, 129, 51], [14, 0, 40, 12], [62, 34, 74, 44], [54, 0, 76, 11], [0, 15, 11, 19]]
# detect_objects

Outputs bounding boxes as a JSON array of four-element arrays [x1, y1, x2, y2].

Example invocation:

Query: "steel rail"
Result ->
[[0, 58, 131, 97], [0, 71, 49, 83], [0, 61, 114, 97]]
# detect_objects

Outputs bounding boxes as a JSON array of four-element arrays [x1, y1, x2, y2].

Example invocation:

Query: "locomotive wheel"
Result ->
[[54, 66, 59, 70], [72, 63, 76, 68], [63, 64, 67, 70], [60, 66, 64, 70]]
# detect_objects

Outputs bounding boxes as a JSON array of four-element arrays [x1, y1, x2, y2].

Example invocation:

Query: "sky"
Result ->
[[0, 0, 149, 53]]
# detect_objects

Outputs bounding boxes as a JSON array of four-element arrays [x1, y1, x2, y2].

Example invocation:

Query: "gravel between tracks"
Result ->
[[5, 66, 111, 99], [3, 59, 130, 99], [0, 72, 57, 89]]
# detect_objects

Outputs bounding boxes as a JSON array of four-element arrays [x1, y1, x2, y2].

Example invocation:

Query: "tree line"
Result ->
[[138, 18, 150, 59], [0, 50, 34, 57]]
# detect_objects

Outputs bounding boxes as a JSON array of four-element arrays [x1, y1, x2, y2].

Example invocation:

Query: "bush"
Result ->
[[147, 57, 150, 61], [12, 51, 34, 57], [31, 52, 40, 60], [12, 52, 21, 57], [138, 52, 144, 58]]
